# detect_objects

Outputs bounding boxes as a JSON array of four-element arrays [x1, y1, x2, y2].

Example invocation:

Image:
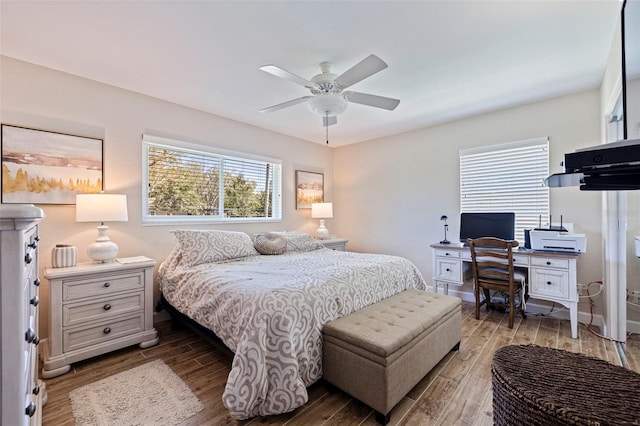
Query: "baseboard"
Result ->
[[627, 318, 640, 335], [428, 285, 604, 328]]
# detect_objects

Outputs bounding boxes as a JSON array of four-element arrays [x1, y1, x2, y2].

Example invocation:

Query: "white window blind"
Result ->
[[142, 134, 282, 224], [459, 137, 549, 243]]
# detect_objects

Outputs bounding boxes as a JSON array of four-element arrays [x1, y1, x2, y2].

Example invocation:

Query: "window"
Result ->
[[142, 134, 282, 224], [459, 137, 549, 243]]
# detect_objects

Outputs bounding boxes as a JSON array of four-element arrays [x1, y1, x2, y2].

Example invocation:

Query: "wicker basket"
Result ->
[[492, 344, 640, 425]]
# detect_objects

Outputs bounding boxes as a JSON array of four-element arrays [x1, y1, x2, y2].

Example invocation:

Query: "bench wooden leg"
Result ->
[[375, 411, 390, 425]]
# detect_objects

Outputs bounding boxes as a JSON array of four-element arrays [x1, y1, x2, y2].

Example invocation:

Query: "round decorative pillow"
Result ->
[[254, 232, 287, 255]]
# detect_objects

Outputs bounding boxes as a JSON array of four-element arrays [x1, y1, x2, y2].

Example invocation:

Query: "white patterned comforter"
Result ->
[[158, 247, 426, 419]]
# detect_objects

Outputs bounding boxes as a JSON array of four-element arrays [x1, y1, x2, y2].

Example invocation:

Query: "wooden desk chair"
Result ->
[[468, 237, 526, 329]]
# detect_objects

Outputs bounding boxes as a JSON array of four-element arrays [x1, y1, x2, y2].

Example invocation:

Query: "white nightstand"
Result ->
[[320, 238, 349, 251], [42, 257, 158, 378]]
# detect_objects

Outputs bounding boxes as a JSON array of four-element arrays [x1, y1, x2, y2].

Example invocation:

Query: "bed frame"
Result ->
[[157, 295, 234, 358]]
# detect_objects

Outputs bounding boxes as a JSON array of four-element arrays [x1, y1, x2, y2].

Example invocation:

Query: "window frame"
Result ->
[[141, 134, 282, 225], [459, 137, 550, 244]]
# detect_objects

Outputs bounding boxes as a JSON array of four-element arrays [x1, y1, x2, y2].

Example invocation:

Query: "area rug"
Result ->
[[69, 359, 203, 426]]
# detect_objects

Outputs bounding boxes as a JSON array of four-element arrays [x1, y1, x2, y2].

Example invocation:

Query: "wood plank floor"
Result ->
[[41, 302, 640, 426]]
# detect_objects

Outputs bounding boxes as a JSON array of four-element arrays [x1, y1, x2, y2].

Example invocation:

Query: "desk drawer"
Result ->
[[435, 249, 460, 259], [435, 258, 462, 282], [531, 257, 569, 269], [530, 268, 569, 299]]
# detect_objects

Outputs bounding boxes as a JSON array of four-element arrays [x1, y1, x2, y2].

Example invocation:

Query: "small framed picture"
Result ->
[[295, 170, 323, 209], [1, 124, 103, 205]]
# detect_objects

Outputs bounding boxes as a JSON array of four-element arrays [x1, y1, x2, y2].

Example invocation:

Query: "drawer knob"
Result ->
[[28, 241, 38, 249], [446, 268, 451, 272], [445, 252, 450, 256], [103, 304, 112, 311], [33, 278, 41, 287], [33, 385, 40, 395], [547, 281, 552, 285], [33, 335, 40, 346], [30, 296, 39, 307], [103, 327, 111, 334], [104, 282, 111, 288], [546, 261, 551, 265], [24, 253, 33, 264], [35, 235, 40, 242], [25, 402, 36, 417], [25, 328, 35, 343]]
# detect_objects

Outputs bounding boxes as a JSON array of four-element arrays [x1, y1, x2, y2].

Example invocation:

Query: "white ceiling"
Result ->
[[0, 1, 622, 147]]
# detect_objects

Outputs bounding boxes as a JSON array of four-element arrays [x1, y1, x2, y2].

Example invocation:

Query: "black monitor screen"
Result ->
[[459, 212, 515, 243]]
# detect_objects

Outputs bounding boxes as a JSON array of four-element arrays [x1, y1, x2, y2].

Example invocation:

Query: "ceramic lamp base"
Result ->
[[316, 219, 330, 240], [87, 225, 119, 263]]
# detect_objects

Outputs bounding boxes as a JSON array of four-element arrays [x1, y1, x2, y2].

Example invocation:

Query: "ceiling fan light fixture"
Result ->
[[307, 94, 348, 117]]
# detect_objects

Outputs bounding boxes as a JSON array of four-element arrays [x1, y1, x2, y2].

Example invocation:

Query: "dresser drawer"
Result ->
[[530, 268, 570, 299], [63, 292, 144, 327], [63, 314, 145, 353], [62, 271, 144, 301], [530, 257, 569, 269]]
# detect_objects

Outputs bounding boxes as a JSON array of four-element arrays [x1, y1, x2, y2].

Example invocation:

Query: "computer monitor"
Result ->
[[459, 212, 515, 243]]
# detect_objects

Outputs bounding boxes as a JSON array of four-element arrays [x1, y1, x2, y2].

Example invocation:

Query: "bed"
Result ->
[[158, 230, 426, 419]]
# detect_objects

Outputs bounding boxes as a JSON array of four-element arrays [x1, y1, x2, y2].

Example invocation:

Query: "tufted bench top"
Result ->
[[323, 289, 461, 360]]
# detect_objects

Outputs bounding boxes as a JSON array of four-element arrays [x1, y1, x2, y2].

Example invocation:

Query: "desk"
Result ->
[[430, 243, 581, 338]]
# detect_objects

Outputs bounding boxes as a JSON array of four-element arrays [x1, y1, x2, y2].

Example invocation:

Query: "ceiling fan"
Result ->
[[259, 54, 400, 129]]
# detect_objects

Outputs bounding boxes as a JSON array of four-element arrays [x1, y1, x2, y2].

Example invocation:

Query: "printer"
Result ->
[[528, 219, 587, 253], [530, 229, 587, 253]]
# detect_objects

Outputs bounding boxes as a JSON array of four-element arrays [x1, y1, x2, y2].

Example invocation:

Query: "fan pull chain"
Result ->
[[325, 112, 329, 145]]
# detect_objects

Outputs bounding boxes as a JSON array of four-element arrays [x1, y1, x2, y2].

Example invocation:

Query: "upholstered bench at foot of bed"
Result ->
[[322, 289, 462, 425]]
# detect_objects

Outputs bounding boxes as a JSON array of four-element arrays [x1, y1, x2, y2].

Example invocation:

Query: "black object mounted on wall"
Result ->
[[440, 215, 450, 244]]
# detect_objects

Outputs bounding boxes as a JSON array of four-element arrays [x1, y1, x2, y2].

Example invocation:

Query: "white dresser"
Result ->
[[0, 204, 45, 426], [42, 258, 158, 378]]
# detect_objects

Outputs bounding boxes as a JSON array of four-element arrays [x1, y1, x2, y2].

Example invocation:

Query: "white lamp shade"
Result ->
[[76, 193, 128, 222], [311, 202, 333, 219]]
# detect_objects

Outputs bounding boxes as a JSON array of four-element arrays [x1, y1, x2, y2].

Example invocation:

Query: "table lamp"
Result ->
[[311, 202, 333, 240], [76, 193, 128, 263]]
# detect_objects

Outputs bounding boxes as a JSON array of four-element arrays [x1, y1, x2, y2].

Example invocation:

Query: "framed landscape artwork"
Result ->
[[295, 170, 323, 209], [1, 124, 103, 205]]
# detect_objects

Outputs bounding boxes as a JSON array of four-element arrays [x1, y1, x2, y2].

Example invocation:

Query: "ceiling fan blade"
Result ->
[[260, 96, 312, 113], [343, 91, 400, 111], [322, 116, 338, 127], [259, 65, 314, 88], [334, 54, 388, 90]]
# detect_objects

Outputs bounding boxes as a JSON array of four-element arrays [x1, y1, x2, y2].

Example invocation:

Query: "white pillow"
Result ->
[[171, 230, 258, 267], [254, 232, 287, 255], [275, 231, 325, 252]]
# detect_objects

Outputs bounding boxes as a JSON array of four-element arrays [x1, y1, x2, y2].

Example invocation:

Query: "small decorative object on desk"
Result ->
[[440, 215, 450, 244], [51, 244, 77, 268]]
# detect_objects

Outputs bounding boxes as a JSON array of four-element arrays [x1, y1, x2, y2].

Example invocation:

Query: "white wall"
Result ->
[[333, 90, 604, 315], [0, 56, 334, 337]]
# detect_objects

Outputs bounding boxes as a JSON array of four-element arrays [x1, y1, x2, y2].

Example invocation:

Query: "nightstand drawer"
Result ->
[[63, 292, 144, 327], [63, 314, 144, 353], [62, 271, 144, 301]]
